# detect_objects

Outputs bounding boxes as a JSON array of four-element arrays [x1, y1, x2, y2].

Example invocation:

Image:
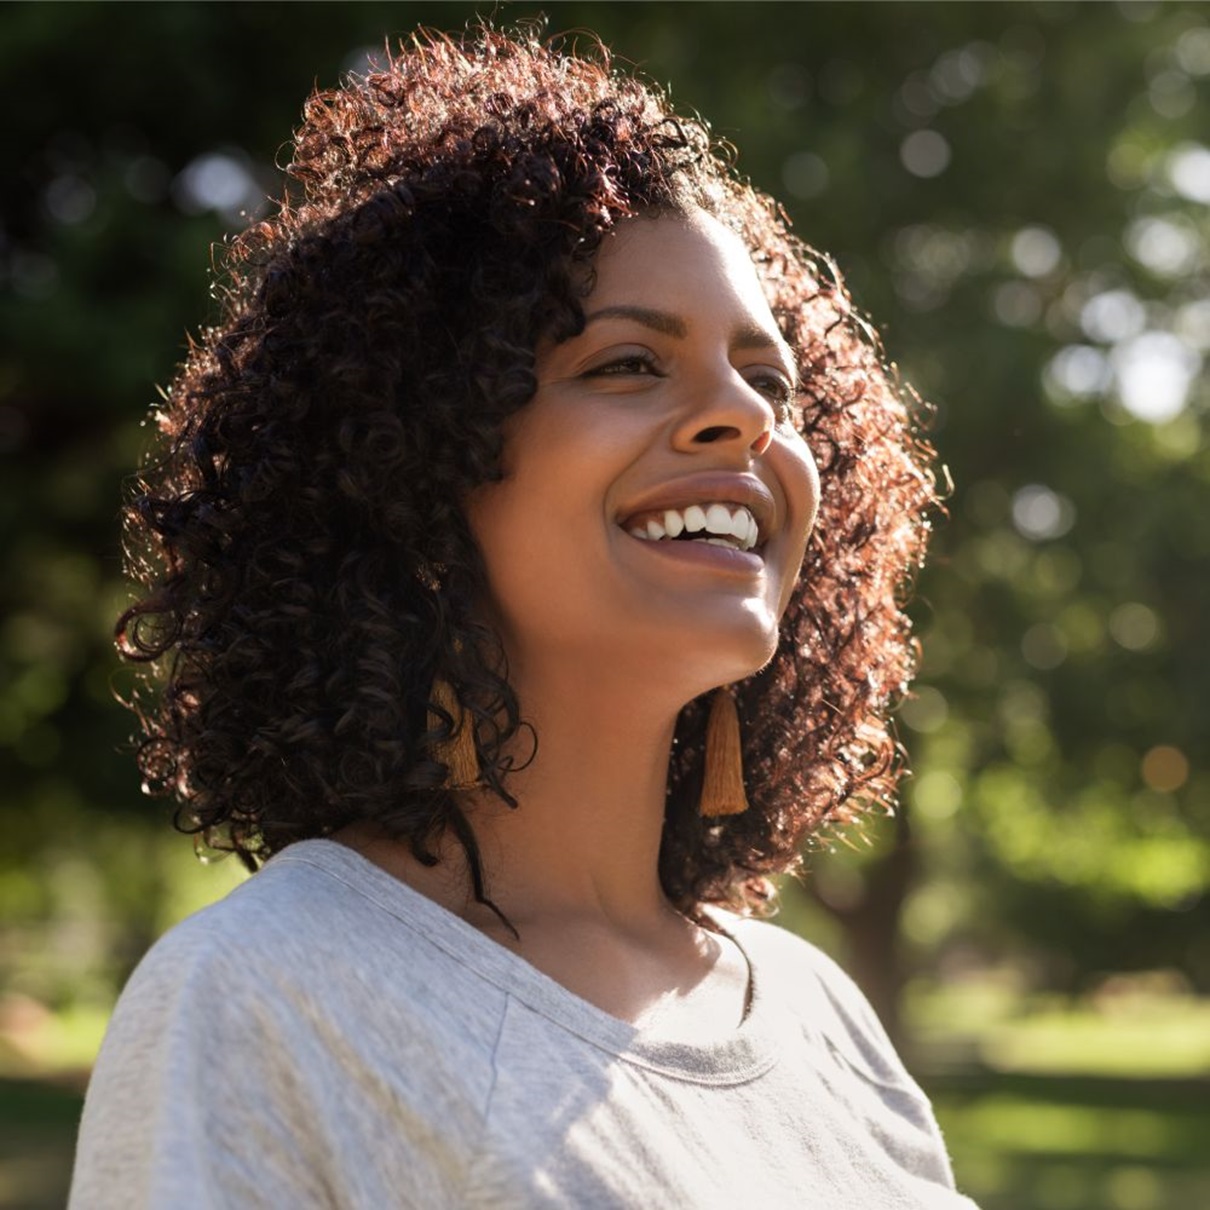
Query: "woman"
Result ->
[[71, 27, 974, 1209]]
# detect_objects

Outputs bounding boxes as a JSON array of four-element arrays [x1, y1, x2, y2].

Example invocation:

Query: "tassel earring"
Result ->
[[699, 686, 749, 817], [428, 676, 480, 789]]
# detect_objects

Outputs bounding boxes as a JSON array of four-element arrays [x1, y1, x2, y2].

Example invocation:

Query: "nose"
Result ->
[[671, 368, 774, 457]]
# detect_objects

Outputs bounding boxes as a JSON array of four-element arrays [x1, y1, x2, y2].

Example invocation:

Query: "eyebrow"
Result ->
[[581, 304, 792, 362], [583, 305, 688, 338]]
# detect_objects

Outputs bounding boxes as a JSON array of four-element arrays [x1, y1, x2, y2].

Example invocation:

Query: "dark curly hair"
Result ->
[[118, 26, 937, 922]]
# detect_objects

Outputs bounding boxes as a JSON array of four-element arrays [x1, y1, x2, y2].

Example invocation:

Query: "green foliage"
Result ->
[[1, 1, 1206, 1014], [931, 1081, 1210, 1210]]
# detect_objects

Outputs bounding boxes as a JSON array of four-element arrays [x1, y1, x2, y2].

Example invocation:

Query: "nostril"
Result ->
[[693, 425, 741, 444]]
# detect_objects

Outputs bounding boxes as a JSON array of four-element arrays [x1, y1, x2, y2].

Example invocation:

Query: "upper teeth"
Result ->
[[627, 503, 759, 552]]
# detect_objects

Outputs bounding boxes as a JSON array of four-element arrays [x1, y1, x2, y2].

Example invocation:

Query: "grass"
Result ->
[[929, 1072, 1210, 1210], [910, 976, 1210, 1209], [907, 974, 1210, 1079]]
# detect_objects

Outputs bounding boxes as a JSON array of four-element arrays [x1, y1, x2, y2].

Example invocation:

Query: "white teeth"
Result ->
[[705, 503, 733, 535], [626, 502, 761, 552]]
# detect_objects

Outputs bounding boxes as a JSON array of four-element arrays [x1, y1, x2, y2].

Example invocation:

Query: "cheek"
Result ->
[[795, 426, 822, 497], [784, 438, 822, 546], [464, 494, 546, 643], [770, 440, 820, 613], [467, 481, 557, 588], [463, 443, 608, 632]]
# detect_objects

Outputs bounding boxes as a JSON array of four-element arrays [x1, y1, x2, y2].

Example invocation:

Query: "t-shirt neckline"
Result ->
[[274, 838, 787, 1084]]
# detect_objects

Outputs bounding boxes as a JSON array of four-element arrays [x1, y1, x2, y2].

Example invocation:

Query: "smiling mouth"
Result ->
[[622, 502, 761, 553]]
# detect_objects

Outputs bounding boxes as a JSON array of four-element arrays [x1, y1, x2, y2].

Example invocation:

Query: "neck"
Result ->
[[331, 656, 755, 1030], [462, 654, 687, 933]]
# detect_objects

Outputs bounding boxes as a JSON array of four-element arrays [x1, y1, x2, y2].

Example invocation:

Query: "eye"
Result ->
[[744, 368, 802, 424], [583, 349, 661, 379]]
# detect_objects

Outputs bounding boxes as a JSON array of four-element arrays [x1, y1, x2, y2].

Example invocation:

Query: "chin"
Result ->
[[689, 614, 782, 690], [737, 633, 782, 681]]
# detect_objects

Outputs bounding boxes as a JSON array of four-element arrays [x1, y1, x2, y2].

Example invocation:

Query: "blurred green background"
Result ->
[[2, 2, 1208, 1207]]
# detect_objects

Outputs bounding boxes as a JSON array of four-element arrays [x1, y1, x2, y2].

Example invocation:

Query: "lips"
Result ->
[[616, 473, 777, 556]]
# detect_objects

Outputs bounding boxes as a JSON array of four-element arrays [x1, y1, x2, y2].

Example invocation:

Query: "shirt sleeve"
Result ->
[[798, 938, 960, 1189], [69, 915, 474, 1210], [70, 929, 347, 1209], [730, 916, 962, 1193]]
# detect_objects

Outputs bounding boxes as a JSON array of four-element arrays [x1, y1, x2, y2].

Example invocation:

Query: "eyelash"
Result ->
[[586, 351, 661, 377], [748, 373, 801, 420], [586, 353, 801, 423]]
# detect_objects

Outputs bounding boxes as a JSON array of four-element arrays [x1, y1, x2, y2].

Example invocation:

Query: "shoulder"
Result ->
[[111, 839, 509, 1057], [86, 839, 516, 1129], [74, 842, 507, 1207], [724, 912, 871, 1014], [725, 915, 915, 1090], [725, 915, 960, 1188]]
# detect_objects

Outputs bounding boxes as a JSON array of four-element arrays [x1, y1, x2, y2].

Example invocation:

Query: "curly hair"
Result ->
[[118, 26, 937, 921]]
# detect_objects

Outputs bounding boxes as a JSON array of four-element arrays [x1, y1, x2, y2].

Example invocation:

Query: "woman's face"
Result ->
[[466, 211, 820, 699]]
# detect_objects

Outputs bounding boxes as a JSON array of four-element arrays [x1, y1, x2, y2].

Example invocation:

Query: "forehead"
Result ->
[[588, 212, 777, 326]]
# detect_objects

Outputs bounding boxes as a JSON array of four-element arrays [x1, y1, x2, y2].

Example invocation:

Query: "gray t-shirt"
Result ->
[[71, 839, 977, 1209]]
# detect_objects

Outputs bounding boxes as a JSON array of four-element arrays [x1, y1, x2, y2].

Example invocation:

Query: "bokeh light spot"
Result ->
[[993, 281, 1042, 327], [1125, 215, 1202, 277], [1167, 141, 1210, 203], [1111, 331, 1200, 423], [897, 71, 939, 119], [899, 685, 949, 733], [929, 45, 988, 103], [44, 175, 96, 225], [1174, 298, 1210, 349], [341, 44, 385, 79], [1044, 344, 1112, 402], [1140, 746, 1188, 793], [172, 151, 264, 220], [998, 679, 1050, 727], [1081, 289, 1146, 343], [1021, 623, 1069, 671], [1011, 485, 1076, 541], [900, 130, 951, 178], [913, 770, 963, 820], [1148, 69, 1195, 118], [1175, 26, 1210, 76], [1108, 603, 1160, 651], [1011, 225, 1062, 277]]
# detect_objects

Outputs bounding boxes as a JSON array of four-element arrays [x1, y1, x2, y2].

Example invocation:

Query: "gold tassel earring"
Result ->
[[428, 676, 480, 789], [699, 686, 749, 817]]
